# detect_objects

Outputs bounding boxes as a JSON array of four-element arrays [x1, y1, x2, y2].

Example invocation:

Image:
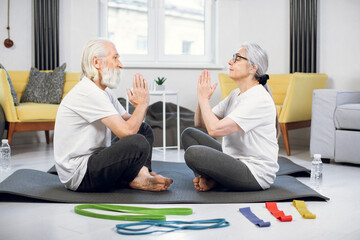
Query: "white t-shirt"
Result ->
[[54, 77, 126, 190], [212, 85, 279, 189]]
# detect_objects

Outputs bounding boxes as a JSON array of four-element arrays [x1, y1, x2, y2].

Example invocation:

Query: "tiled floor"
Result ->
[[0, 143, 359, 240]]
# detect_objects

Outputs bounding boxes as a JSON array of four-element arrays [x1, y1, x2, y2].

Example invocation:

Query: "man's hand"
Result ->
[[127, 73, 150, 108], [197, 70, 217, 103]]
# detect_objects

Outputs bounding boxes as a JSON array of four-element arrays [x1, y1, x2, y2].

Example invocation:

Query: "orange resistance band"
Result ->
[[265, 202, 292, 222]]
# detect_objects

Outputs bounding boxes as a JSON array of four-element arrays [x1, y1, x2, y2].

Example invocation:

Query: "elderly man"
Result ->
[[54, 39, 173, 192]]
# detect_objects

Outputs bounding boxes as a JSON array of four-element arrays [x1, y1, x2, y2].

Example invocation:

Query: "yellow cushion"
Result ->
[[218, 73, 291, 105], [218, 73, 238, 100], [15, 103, 59, 121], [63, 72, 81, 98], [276, 105, 282, 116], [1, 70, 80, 124], [217, 72, 328, 125], [7, 71, 31, 100], [8, 71, 80, 100], [279, 73, 327, 123], [268, 74, 291, 106]]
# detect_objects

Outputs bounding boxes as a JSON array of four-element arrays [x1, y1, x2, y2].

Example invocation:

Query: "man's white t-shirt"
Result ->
[[212, 85, 279, 189], [54, 77, 126, 190]]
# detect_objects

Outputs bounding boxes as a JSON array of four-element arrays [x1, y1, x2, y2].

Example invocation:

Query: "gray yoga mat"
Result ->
[[277, 156, 310, 176], [0, 160, 327, 203], [46, 156, 310, 177]]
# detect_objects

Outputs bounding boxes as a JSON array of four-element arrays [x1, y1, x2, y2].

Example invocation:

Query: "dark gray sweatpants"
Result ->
[[181, 127, 262, 191], [76, 122, 153, 192]]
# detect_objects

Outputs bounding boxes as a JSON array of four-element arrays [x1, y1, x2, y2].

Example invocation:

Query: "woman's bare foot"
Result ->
[[129, 167, 173, 191], [193, 176, 217, 191]]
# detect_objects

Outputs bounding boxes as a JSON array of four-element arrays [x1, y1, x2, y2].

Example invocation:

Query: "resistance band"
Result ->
[[293, 200, 316, 219], [265, 202, 292, 222], [74, 204, 193, 222], [115, 219, 230, 235], [239, 207, 270, 227]]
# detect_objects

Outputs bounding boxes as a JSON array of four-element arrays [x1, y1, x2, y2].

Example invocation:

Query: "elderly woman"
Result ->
[[181, 42, 279, 192]]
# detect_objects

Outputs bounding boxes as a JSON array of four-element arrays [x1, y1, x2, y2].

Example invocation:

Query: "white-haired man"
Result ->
[[54, 39, 173, 192]]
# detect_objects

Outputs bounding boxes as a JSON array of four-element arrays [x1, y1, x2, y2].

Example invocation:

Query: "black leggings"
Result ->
[[181, 127, 262, 191], [76, 122, 153, 192]]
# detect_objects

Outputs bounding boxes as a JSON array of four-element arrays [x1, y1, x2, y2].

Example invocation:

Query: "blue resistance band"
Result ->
[[239, 207, 271, 227], [115, 218, 230, 235]]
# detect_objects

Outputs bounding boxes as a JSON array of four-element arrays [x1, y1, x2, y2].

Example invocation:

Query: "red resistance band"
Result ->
[[265, 202, 292, 222]]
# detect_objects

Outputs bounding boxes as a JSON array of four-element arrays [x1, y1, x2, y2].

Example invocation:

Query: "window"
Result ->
[[182, 41, 193, 54], [103, 0, 217, 68]]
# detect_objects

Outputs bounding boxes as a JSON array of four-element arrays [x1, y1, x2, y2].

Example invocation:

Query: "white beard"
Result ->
[[101, 67, 121, 89]]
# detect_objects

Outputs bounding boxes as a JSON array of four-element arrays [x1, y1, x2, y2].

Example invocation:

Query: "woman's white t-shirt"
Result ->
[[54, 77, 126, 190], [212, 85, 279, 189]]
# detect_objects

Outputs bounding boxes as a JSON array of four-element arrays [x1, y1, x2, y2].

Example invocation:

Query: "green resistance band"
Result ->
[[74, 204, 193, 222]]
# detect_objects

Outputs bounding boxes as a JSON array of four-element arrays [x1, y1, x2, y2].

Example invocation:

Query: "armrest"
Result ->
[[0, 70, 18, 122], [310, 89, 360, 158]]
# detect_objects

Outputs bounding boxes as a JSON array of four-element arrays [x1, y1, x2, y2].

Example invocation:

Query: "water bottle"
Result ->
[[310, 154, 323, 191], [0, 139, 11, 172]]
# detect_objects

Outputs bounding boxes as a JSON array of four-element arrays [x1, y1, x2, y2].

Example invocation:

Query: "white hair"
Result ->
[[81, 39, 114, 80], [239, 42, 269, 80], [240, 42, 280, 138]]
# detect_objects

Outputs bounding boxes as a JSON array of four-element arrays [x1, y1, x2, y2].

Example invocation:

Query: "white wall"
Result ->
[[0, 0, 32, 70], [1, 0, 359, 145], [59, 0, 100, 75], [318, 0, 360, 90]]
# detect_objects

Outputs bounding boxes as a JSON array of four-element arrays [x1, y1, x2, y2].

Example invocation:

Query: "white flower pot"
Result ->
[[155, 84, 165, 91]]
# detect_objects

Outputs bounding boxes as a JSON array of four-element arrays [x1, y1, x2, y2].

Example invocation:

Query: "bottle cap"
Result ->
[[314, 154, 321, 159], [2, 139, 8, 144]]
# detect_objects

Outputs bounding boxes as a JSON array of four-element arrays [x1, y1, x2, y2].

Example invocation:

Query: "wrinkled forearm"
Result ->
[[194, 103, 206, 128], [198, 98, 221, 136]]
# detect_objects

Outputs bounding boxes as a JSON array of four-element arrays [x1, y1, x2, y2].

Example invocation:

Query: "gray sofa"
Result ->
[[310, 89, 360, 164]]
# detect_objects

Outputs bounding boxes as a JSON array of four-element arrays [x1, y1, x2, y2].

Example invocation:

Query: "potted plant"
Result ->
[[154, 77, 166, 91]]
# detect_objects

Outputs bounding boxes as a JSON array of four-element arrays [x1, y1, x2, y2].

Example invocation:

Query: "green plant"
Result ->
[[154, 77, 167, 85]]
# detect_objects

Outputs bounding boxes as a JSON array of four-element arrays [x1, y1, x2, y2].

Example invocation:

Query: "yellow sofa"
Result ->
[[0, 69, 80, 145], [218, 73, 328, 155]]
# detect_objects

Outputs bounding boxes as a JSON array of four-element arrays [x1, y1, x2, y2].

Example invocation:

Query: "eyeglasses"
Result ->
[[232, 53, 248, 63]]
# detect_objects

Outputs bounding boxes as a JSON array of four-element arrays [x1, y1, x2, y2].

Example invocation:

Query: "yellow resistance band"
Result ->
[[293, 200, 316, 219]]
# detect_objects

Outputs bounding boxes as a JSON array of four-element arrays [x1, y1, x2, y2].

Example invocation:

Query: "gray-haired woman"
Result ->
[[182, 42, 279, 192]]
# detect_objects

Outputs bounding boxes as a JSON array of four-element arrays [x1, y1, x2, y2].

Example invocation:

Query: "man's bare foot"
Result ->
[[129, 167, 173, 191], [193, 176, 217, 192]]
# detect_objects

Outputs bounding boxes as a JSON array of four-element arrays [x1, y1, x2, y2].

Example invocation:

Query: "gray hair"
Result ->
[[240, 42, 280, 138], [239, 42, 268, 80], [81, 39, 114, 80]]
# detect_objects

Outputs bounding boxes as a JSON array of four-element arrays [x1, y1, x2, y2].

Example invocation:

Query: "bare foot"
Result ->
[[193, 176, 201, 191], [193, 176, 217, 192], [129, 167, 173, 191]]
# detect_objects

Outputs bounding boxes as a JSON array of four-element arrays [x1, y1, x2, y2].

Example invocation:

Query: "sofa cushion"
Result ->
[[334, 104, 360, 130], [0, 63, 20, 106], [20, 63, 66, 104], [16, 103, 59, 121], [335, 130, 360, 164]]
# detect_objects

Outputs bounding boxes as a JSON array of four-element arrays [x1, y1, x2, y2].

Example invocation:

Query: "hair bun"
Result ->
[[258, 74, 269, 85]]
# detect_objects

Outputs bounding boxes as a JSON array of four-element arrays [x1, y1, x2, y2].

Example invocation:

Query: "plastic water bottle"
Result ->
[[0, 139, 11, 172], [310, 154, 323, 191]]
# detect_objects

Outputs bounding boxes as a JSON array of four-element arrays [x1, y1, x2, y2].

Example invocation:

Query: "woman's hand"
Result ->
[[197, 70, 217, 102], [127, 73, 149, 108]]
